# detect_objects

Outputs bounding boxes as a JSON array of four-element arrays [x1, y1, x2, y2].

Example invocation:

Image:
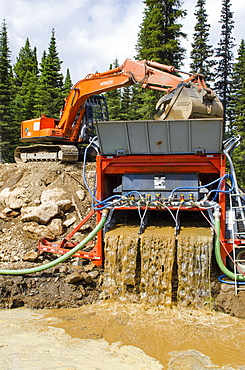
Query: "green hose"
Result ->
[[0, 209, 108, 276], [214, 209, 245, 281]]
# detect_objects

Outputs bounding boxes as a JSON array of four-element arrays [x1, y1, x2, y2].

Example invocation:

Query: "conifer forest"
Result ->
[[0, 0, 244, 185]]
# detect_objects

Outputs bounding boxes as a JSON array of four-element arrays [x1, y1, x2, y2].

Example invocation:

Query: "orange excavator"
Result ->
[[14, 58, 223, 163]]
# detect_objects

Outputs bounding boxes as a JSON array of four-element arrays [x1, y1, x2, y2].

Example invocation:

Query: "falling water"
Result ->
[[103, 223, 213, 307], [103, 225, 139, 299], [140, 226, 175, 307], [177, 227, 213, 308]]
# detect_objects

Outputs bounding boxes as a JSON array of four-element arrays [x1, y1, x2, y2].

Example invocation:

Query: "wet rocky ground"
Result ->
[[0, 162, 244, 318]]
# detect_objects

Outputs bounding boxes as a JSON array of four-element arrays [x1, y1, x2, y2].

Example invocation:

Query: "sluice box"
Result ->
[[96, 118, 223, 155]]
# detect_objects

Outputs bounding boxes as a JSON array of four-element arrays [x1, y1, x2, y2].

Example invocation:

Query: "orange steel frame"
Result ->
[[38, 152, 236, 267], [94, 153, 232, 265]]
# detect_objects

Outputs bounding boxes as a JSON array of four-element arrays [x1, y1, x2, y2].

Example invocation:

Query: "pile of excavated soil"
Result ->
[[0, 162, 244, 317], [0, 162, 103, 309]]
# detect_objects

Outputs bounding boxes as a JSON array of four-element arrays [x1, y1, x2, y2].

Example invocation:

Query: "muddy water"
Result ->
[[140, 226, 175, 306], [177, 227, 213, 308], [103, 224, 213, 308], [1, 303, 245, 369], [103, 225, 139, 299]]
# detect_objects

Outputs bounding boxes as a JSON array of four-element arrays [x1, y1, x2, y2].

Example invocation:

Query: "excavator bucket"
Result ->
[[156, 83, 224, 120]]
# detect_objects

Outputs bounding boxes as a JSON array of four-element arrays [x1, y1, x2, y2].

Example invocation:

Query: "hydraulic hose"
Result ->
[[0, 209, 108, 276], [214, 208, 245, 281]]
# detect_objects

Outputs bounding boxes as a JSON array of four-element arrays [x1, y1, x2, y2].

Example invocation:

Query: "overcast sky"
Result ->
[[1, 0, 244, 83]]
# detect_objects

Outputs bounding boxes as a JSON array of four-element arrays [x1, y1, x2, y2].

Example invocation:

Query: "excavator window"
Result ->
[[85, 95, 109, 125], [78, 95, 109, 142]]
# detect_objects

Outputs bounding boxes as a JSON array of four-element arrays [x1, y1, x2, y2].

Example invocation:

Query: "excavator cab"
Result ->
[[79, 95, 109, 142]]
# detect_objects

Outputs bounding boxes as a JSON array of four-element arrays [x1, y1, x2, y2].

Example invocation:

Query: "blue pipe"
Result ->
[[218, 274, 245, 285], [168, 174, 234, 200]]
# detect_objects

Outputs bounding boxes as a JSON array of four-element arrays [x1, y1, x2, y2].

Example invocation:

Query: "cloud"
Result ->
[[1, 0, 244, 83], [1, 0, 144, 82]]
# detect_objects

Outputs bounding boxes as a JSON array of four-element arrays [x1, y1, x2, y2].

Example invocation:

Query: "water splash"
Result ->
[[103, 223, 213, 307]]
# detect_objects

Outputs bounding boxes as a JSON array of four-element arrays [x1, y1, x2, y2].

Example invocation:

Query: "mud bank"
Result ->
[[1, 304, 245, 369]]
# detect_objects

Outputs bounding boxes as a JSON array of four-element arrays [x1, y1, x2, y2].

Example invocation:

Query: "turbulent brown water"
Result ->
[[177, 227, 213, 308], [103, 223, 213, 308]]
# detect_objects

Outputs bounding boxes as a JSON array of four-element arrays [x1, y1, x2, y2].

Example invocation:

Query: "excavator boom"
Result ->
[[15, 58, 223, 163]]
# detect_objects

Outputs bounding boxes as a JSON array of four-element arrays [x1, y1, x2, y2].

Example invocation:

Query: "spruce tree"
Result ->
[[214, 0, 235, 127], [104, 59, 122, 120], [13, 38, 39, 121], [34, 29, 64, 117], [63, 68, 72, 96], [134, 0, 187, 119], [135, 0, 187, 66], [0, 20, 15, 162], [190, 0, 215, 83], [229, 39, 245, 185]]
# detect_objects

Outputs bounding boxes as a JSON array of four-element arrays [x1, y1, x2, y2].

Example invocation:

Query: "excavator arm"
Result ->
[[15, 58, 223, 163], [58, 58, 220, 141]]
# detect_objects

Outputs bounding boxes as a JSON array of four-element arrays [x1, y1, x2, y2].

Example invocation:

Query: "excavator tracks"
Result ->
[[14, 144, 79, 164], [103, 223, 213, 308]]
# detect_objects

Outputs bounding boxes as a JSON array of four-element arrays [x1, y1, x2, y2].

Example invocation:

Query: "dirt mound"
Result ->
[[0, 162, 244, 317], [0, 162, 103, 309]]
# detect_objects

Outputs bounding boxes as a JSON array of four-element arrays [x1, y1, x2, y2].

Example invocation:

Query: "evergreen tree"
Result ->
[[120, 87, 133, 120], [104, 59, 122, 120], [13, 38, 39, 121], [34, 29, 63, 117], [134, 0, 187, 119], [214, 0, 235, 128], [63, 68, 72, 96], [0, 20, 15, 162], [135, 0, 187, 66], [229, 39, 245, 185], [13, 39, 38, 87], [190, 0, 215, 83]]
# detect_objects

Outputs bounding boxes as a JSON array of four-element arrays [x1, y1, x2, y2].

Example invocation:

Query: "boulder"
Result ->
[[22, 222, 56, 240], [40, 187, 68, 204], [1, 207, 20, 218], [76, 190, 86, 201], [47, 218, 64, 236], [63, 214, 77, 228], [57, 199, 72, 212], [22, 250, 39, 262], [0, 187, 30, 209], [65, 271, 84, 284], [21, 201, 60, 224]]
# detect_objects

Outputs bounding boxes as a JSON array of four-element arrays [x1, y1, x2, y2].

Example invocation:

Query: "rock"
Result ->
[[0, 188, 11, 204], [88, 270, 99, 279], [88, 270, 100, 279], [79, 224, 91, 232], [65, 271, 83, 284], [23, 250, 39, 262], [59, 265, 69, 274], [87, 171, 96, 179], [1, 187, 30, 209], [79, 285, 86, 295], [40, 187, 68, 204], [47, 218, 64, 236], [220, 283, 234, 292], [1, 207, 20, 218], [21, 202, 60, 224], [57, 199, 72, 212], [84, 263, 96, 272], [80, 271, 93, 284], [22, 222, 56, 241], [63, 214, 77, 227], [76, 190, 86, 201]]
